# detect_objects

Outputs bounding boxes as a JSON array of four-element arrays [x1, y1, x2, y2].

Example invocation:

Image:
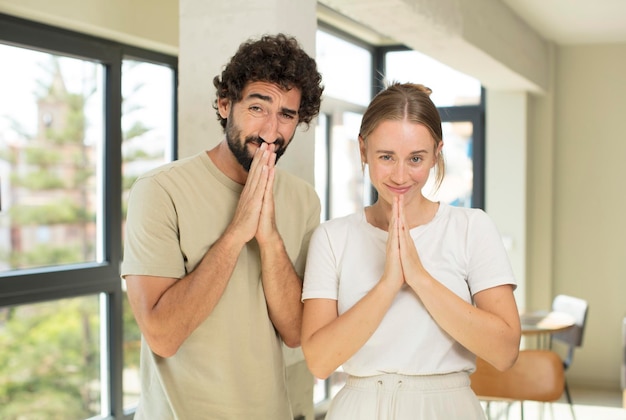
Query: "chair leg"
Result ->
[[520, 400, 524, 420], [564, 379, 576, 420]]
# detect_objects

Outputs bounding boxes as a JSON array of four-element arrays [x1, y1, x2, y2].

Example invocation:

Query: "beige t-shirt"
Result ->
[[122, 151, 320, 420]]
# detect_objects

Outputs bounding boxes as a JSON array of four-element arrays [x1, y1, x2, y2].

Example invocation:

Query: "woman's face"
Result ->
[[360, 119, 441, 207]]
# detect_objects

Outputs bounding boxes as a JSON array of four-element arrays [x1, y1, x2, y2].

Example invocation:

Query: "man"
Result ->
[[121, 34, 323, 419]]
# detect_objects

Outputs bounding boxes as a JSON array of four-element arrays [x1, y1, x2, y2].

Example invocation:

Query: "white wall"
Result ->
[[485, 91, 527, 310], [549, 44, 626, 388]]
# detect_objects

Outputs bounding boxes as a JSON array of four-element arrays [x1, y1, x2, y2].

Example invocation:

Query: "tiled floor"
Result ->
[[481, 386, 626, 420]]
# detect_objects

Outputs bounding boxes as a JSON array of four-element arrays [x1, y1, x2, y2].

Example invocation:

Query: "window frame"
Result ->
[[316, 23, 374, 221], [0, 13, 177, 419]]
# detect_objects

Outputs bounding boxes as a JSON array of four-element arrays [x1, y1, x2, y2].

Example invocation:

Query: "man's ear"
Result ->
[[217, 97, 231, 119]]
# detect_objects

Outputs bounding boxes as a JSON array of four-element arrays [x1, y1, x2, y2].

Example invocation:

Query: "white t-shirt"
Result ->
[[302, 202, 516, 377]]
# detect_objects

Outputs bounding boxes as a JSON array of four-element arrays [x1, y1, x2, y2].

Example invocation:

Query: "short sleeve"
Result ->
[[121, 176, 186, 279], [302, 223, 341, 301], [466, 210, 516, 295]]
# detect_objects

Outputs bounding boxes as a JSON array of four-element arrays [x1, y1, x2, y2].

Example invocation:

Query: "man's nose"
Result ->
[[258, 115, 279, 144]]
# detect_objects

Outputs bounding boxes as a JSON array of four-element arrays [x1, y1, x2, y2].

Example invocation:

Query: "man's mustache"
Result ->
[[246, 137, 285, 151]]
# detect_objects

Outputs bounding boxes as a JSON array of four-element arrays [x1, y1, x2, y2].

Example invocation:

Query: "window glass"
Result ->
[[121, 59, 175, 409], [0, 44, 104, 272], [0, 295, 101, 419], [329, 111, 370, 219], [316, 31, 372, 106], [385, 50, 481, 107], [423, 121, 474, 207]]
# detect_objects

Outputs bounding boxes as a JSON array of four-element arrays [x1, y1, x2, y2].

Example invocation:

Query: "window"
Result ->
[[120, 57, 176, 410], [315, 27, 373, 221], [0, 44, 105, 272], [0, 14, 176, 419]]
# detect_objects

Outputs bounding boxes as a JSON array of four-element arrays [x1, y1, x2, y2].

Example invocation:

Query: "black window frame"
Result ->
[[0, 13, 177, 419]]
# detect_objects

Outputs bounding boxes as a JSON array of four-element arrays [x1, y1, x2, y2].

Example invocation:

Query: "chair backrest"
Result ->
[[551, 294, 589, 348], [470, 350, 565, 402]]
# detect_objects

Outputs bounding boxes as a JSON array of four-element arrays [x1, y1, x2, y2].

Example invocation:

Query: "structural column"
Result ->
[[178, 1, 319, 419]]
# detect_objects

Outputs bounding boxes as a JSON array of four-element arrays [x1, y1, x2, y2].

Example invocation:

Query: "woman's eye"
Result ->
[[410, 156, 421, 163]]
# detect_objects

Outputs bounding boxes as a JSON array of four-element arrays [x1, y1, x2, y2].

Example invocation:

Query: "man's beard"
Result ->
[[225, 118, 289, 172]]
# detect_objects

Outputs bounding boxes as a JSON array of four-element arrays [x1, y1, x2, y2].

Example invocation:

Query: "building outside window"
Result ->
[[0, 14, 176, 419]]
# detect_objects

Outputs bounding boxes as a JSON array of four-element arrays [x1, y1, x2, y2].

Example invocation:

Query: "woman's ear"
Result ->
[[358, 135, 367, 165], [358, 135, 369, 172], [437, 140, 444, 155], [433, 140, 444, 168]]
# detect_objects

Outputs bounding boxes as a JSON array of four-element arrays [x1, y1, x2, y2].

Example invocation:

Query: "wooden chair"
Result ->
[[470, 350, 566, 419], [550, 294, 589, 418]]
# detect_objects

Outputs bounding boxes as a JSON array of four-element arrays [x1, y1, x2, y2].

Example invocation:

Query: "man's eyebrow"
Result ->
[[245, 92, 298, 116], [246, 92, 272, 102], [281, 108, 298, 117]]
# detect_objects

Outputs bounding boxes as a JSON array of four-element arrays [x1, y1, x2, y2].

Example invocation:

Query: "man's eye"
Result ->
[[279, 112, 295, 120]]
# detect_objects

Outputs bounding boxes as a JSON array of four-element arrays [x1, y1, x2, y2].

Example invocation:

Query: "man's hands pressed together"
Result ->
[[227, 142, 278, 245]]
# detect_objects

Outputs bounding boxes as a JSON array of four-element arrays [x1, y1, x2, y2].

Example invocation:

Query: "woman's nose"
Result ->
[[390, 162, 408, 183]]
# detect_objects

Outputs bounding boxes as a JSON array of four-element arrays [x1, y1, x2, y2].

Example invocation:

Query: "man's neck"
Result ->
[[207, 140, 248, 185]]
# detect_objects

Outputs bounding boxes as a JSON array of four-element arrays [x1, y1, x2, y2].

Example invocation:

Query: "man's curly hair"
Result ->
[[213, 33, 324, 130]]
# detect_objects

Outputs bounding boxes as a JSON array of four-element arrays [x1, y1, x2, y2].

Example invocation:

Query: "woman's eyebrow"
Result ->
[[374, 148, 428, 153]]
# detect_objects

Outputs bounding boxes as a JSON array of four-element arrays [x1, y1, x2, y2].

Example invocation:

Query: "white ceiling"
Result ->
[[318, 0, 625, 91], [319, 0, 626, 46], [501, 0, 626, 45]]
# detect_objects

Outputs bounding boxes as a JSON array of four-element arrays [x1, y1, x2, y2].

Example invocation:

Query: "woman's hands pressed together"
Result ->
[[384, 194, 432, 295], [381, 194, 406, 293]]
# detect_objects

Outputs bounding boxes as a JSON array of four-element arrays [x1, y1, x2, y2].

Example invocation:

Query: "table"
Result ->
[[520, 310, 576, 348]]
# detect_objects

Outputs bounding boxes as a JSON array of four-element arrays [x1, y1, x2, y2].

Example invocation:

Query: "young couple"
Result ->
[[123, 32, 520, 420]]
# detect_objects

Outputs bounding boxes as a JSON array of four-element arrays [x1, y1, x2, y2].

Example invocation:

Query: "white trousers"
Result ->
[[324, 372, 486, 420]]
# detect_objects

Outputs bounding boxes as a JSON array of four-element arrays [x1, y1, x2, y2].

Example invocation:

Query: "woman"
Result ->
[[301, 82, 521, 419]]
